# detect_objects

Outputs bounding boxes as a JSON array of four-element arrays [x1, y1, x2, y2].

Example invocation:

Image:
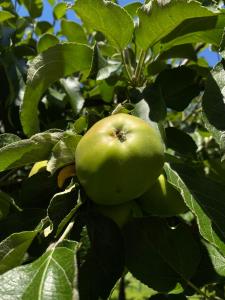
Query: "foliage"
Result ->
[[0, 0, 225, 299]]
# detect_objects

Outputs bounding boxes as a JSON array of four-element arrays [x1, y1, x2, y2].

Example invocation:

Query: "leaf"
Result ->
[[165, 127, 198, 157], [0, 209, 46, 241], [0, 231, 39, 274], [21, 43, 93, 137], [53, 2, 67, 19], [142, 84, 167, 122], [0, 131, 63, 172], [0, 133, 21, 148], [0, 242, 78, 300], [47, 185, 79, 235], [0, 191, 13, 221], [155, 66, 201, 111], [0, 10, 15, 22], [61, 19, 87, 44], [158, 44, 197, 61], [73, 0, 134, 50], [164, 163, 225, 256], [37, 33, 59, 53], [60, 77, 85, 114], [77, 213, 125, 300], [158, 14, 225, 52], [123, 2, 142, 17], [136, 0, 217, 50], [123, 217, 200, 292], [47, 131, 81, 174], [35, 21, 53, 36], [204, 242, 225, 277], [202, 59, 225, 161], [19, 0, 43, 18]]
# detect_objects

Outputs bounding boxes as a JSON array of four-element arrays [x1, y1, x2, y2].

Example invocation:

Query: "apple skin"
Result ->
[[75, 113, 164, 205], [93, 200, 140, 228], [138, 174, 188, 217]]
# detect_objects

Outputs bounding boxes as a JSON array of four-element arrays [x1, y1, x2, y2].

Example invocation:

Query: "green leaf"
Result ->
[[61, 19, 87, 44], [136, 0, 217, 50], [19, 0, 43, 18], [53, 2, 67, 20], [165, 163, 225, 256], [0, 231, 38, 274], [123, 2, 142, 17], [202, 59, 225, 161], [37, 33, 59, 53], [0, 10, 15, 22], [73, 0, 134, 50], [0, 131, 63, 172], [0, 242, 78, 300], [205, 242, 225, 277], [20, 43, 93, 137], [123, 218, 200, 292], [47, 131, 81, 174], [158, 14, 225, 53], [60, 77, 85, 114]]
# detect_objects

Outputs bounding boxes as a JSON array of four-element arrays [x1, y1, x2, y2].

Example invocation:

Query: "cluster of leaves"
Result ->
[[1, 0, 225, 299]]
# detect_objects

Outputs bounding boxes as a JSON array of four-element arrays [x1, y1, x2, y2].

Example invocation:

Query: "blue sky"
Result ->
[[18, 0, 220, 67]]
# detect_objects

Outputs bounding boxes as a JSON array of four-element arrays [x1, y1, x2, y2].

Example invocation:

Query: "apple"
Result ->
[[75, 113, 164, 205], [138, 173, 188, 217], [93, 200, 141, 228]]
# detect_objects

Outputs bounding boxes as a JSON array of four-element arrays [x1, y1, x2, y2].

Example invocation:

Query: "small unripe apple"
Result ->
[[138, 174, 188, 217], [93, 200, 141, 228], [75, 113, 164, 205]]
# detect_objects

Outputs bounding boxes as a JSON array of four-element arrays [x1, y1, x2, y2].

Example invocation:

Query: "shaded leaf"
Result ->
[[155, 66, 201, 111], [47, 185, 79, 235], [165, 163, 225, 256], [0, 191, 11, 220], [77, 213, 125, 300], [19, 0, 43, 18], [202, 59, 225, 161], [74, 0, 134, 50], [165, 127, 198, 157], [123, 217, 200, 292], [0, 209, 46, 241], [21, 43, 93, 136]]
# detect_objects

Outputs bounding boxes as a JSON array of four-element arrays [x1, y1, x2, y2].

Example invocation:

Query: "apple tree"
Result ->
[[0, 0, 225, 299]]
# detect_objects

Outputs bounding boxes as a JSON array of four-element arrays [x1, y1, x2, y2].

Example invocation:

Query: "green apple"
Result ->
[[138, 174, 188, 217], [75, 113, 164, 205], [93, 200, 141, 228]]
